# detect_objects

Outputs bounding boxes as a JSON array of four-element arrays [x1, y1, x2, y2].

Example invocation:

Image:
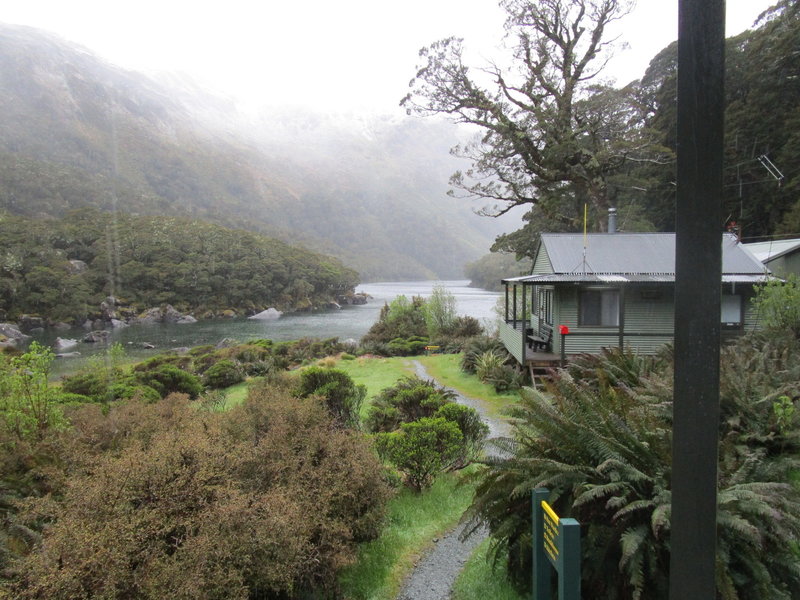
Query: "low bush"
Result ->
[[202, 359, 244, 389], [434, 402, 489, 467], [133, 364, 203, 399], [366, 376, 455, 433], [7, 388, 390, 599], [375, 417, 463, 491], [295, 367, 366, 428]]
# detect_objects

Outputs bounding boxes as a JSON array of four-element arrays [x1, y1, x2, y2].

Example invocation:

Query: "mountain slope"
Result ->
[[0, 23, 513, 280]]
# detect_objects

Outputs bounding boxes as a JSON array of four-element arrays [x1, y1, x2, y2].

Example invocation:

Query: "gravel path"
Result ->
[[394, 361, 510, 600]]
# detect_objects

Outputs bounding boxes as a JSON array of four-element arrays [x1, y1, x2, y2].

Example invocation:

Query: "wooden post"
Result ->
[[522, 283, 528, 361], [557, 519, 581, 600], [671, 0, 725, 598]]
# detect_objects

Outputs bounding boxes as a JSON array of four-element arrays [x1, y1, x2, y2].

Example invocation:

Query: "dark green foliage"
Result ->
[[0, 210, 358, 323], [59, 371, 110, 402], [107, 383, 161, 403], [374, 417, 463, 491], [466, 332, 800, 599], [55, 392, 93, 405], [362, 295, 428, 347], [202, 359, 244, 389], [133, 364, 203, 399], [752, 275, 800, 338], [365, 376, 456, 433], [434, 402, 489, 468], [460, 336, 510, 374], [294, 367, 366, 428]]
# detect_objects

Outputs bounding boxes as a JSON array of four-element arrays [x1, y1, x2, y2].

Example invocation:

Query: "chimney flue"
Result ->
[[608, 207, 617, 233]]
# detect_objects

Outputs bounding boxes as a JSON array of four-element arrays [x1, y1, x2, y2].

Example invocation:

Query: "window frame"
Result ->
[[578, 288, 620, 327]]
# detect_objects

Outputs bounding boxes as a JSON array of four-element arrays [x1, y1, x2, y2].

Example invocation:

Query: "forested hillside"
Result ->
[[0, 210, 358, 324], [411, 1, 800, 263], [0, 23, 509, 281]]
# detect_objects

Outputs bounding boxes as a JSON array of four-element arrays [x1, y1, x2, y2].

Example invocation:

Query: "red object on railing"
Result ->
[[559, 325, 570, 335]]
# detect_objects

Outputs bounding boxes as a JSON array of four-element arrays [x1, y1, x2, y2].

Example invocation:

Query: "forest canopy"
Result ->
[[0, 210, 359, 324]]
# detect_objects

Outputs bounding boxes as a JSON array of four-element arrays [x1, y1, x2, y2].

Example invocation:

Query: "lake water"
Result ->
[[31, 281, 500, 375]]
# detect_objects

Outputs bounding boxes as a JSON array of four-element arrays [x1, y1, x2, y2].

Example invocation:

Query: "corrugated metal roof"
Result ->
[[534, 233, 767, 276], [503, 273, 773, 284], [742, 238, 800, 262]]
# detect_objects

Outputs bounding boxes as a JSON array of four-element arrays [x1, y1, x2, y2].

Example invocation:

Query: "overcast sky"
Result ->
[[4, 0, 779, 114]]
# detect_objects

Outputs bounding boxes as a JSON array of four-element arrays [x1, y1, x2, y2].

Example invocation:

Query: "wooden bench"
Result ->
[[528, 324, 553, 352]]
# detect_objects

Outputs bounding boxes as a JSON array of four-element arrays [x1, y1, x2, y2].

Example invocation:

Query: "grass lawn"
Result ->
[[331, 356, 417, 418], [450, 538, 525, 600], [222, 380, 250, 408], [339, 470, 477, 600], [416, 353, 519, 420]]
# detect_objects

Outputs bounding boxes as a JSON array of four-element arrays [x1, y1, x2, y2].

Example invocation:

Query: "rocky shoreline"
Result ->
[[0, 292, 371, 352]]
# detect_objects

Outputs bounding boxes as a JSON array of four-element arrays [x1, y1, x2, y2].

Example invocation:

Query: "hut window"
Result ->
[[721, 294, 742, 326], [579, 289, 619, 326]]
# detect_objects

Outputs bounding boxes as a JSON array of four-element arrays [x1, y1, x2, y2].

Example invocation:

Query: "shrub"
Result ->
[[134, 364, 203, 399], [294, 367, 366, 428], [55, 392, 93, 405], [108, 383, 161, 403], [1, 342, 66, 439], [60, 371, 109, 402], [366, 376, 455, 433], [752, 274, 800, 338], [202, 359, 244, 389], [434, 402, 489, 467], [375, 417, 463, 491], [8, 389, 390, 599]]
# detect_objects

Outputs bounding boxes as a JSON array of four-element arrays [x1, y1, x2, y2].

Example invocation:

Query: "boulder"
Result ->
[[110, 319, 128, 329], [18, 315, 45, 332], [248, 308, 282, 320], [54, 337, 79, 351], [83, 330, 110, 343], [136, 308, 162, 325], [55, 352, 82, 359], [135, 305, 190, 324], [52, 322, 72, 330], [100, 296, 118, 321], [162, 305, 183, 323], [0, 323, 30, 346], [142, 342, 156, 349], [177, 315, 197, 324]]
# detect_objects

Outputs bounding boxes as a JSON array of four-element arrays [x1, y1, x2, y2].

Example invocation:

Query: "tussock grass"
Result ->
[[339, 471, 476, 600], [451, 539, 525, 600]]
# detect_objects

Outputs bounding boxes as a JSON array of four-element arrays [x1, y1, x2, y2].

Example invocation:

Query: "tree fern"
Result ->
[[465, 331, 800, 598]]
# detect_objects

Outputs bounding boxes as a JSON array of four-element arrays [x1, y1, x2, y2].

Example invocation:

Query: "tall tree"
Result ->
[[402, 0, 666, 244]]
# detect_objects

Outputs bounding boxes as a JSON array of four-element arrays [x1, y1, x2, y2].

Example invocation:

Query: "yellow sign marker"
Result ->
[[542, 501, 560, 563]]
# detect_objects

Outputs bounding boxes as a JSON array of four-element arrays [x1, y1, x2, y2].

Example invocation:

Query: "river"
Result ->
[[30, 281, 500, 376]]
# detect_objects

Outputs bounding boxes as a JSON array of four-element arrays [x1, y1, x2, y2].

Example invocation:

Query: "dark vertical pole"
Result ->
[[505, 284, 510, 323], [522, 283, 528, 360], [513, 285, 518, 327], [671, 1, 725, 598], [618, 286, 626, 349]]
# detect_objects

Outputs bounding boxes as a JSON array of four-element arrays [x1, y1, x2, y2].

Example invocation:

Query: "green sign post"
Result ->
[[532, 488, 581, 600]]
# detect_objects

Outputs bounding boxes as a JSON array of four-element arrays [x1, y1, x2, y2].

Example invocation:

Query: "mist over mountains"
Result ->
[[0, 23, 515, 281]]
